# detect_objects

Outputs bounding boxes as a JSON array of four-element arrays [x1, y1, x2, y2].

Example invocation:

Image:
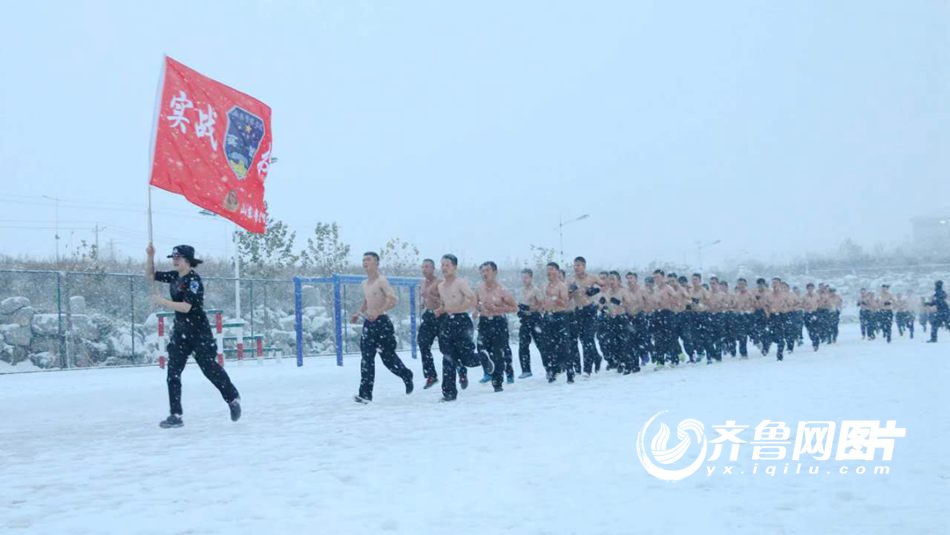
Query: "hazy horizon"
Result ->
[[1, 1, 947, 270]]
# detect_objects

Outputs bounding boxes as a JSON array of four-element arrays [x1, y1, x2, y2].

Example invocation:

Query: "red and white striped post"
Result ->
[[157, 315, 167, 369], [213, 310, 224, 366]]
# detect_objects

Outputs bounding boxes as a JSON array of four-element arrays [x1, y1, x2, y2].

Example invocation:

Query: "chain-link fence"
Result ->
[[0, 269, 314, 373]]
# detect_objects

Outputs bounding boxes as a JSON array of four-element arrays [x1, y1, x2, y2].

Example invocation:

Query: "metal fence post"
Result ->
[[249, 279, 255, 337], [56, 272, 65, 369], [409, 285, 418, 360], [130, 275, 135, 362], [294, 277, 304, 367], [333, 274, 343, 366]]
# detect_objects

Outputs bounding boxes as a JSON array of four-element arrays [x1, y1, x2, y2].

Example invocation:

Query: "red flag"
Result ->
[[149, 56, 272, 233]]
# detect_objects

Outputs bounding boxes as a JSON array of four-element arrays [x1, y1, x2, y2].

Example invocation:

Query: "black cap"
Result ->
[[167, 245, 203, 265]]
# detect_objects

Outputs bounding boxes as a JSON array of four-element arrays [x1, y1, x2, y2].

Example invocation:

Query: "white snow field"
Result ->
[[1, 325, 946, 535]]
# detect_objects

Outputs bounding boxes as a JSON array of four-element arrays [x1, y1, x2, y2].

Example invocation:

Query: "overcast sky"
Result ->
[[1, 0, 947, 270]]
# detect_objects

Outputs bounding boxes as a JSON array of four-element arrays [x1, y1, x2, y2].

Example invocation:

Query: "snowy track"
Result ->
[[1, 326, 946, 534]]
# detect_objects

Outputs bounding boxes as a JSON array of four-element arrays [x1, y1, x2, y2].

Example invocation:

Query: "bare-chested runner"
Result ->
[[351, 252, 414, 403]]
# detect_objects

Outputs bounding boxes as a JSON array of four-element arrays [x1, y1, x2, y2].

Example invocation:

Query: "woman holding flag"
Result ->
[[147, 243, 242, 428]]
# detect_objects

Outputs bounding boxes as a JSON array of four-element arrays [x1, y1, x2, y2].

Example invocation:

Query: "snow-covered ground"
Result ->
[[1, 325, 946, 535]]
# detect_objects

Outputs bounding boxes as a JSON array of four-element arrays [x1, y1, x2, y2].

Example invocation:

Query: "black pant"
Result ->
[[439, 314, 486, 399], [572, 304, 602, 373], [518, 311, 541, 374], [752, 309, 768, 346], [358, 315, 412, 400], [696, 312, 719, 362], [541, 312, 573, 378], [166, 329, 239, 416], [930, 310, 949, 342], [652, 310, 679, 365], [478, 316, 510, 388], [417, 311, 442, 379], [735, 313, 751, 357], [762, 312, 793, 360], [880, 310, 894, 342], [601, 314, 627, 371], [804, 312, 821, 350]]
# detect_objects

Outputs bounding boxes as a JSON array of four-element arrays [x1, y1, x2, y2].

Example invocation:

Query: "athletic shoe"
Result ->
[[228, 398, 242, 422], [159, 414, 183, 428]]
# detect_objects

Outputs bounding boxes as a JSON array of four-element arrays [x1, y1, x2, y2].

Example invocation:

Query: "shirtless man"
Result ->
[[599, 271, 637, 374], [895, 292, 915, 339], [569, 256, 603, 376], [829, 288, 842, 343], [687, 274, 712, 363], [417, 259, 443, 389], [732, 278, 756, 358], [474, 261, 519, 391], [541, 262, 574, 383], [718, 281, 737, 358], [707, 278, 727, 362], [351, 252, 414, 404], [763, 278, 792, 361], [858, 289, 872, 340], [752, 278, 770, 348], [435, 254, 493, 402], [625, 273, 650, 367], [878, 284, 896, 343], [801, 283, 822, 351], [651, 270, 681, 368], [517, 268, 544, 379]]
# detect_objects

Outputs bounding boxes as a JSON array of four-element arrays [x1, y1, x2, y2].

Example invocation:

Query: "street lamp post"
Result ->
[[556, 214, 590, 266]]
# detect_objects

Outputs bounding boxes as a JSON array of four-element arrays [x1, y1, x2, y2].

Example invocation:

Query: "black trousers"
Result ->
[[358, 315, 412, 400], [417, 310, 442, 379], [518, 311, 541, 374], [627, 312, 649, 367], [880, 310, 894, 342], [439, 314, 488, 399], [804, 311, 821, 350], [573, 304, 603, 374], [167, 329, 239, 416], [478, 316, 510, 388], [763, 313, 786, 359], [652, 310, 679, 365], [752, 309, 768, 346], [930, 310, 949, 342], [696, 312, 719, 362], [734, 313, 751, 357], [541, 312, 573, 377]]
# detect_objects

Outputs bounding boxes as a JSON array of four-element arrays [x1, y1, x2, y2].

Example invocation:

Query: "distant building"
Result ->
[[912, 214, 950, 251]]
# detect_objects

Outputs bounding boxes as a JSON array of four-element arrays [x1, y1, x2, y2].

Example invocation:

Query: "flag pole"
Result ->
[[147, 56, 167, 246]]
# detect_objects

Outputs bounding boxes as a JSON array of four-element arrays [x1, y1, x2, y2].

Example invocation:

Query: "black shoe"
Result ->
[[567, 374, 575, 384], [353, 395, 371, 404], [424, 376, 439, 389], [459, 374, 469, 389], [546, 370, 556, 383], [405, 374, 414, 395], [439, 395, 457, 402], [493, 385, 503, 392], [159, 414, 183, 428], [228, 398, 242, 422]]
